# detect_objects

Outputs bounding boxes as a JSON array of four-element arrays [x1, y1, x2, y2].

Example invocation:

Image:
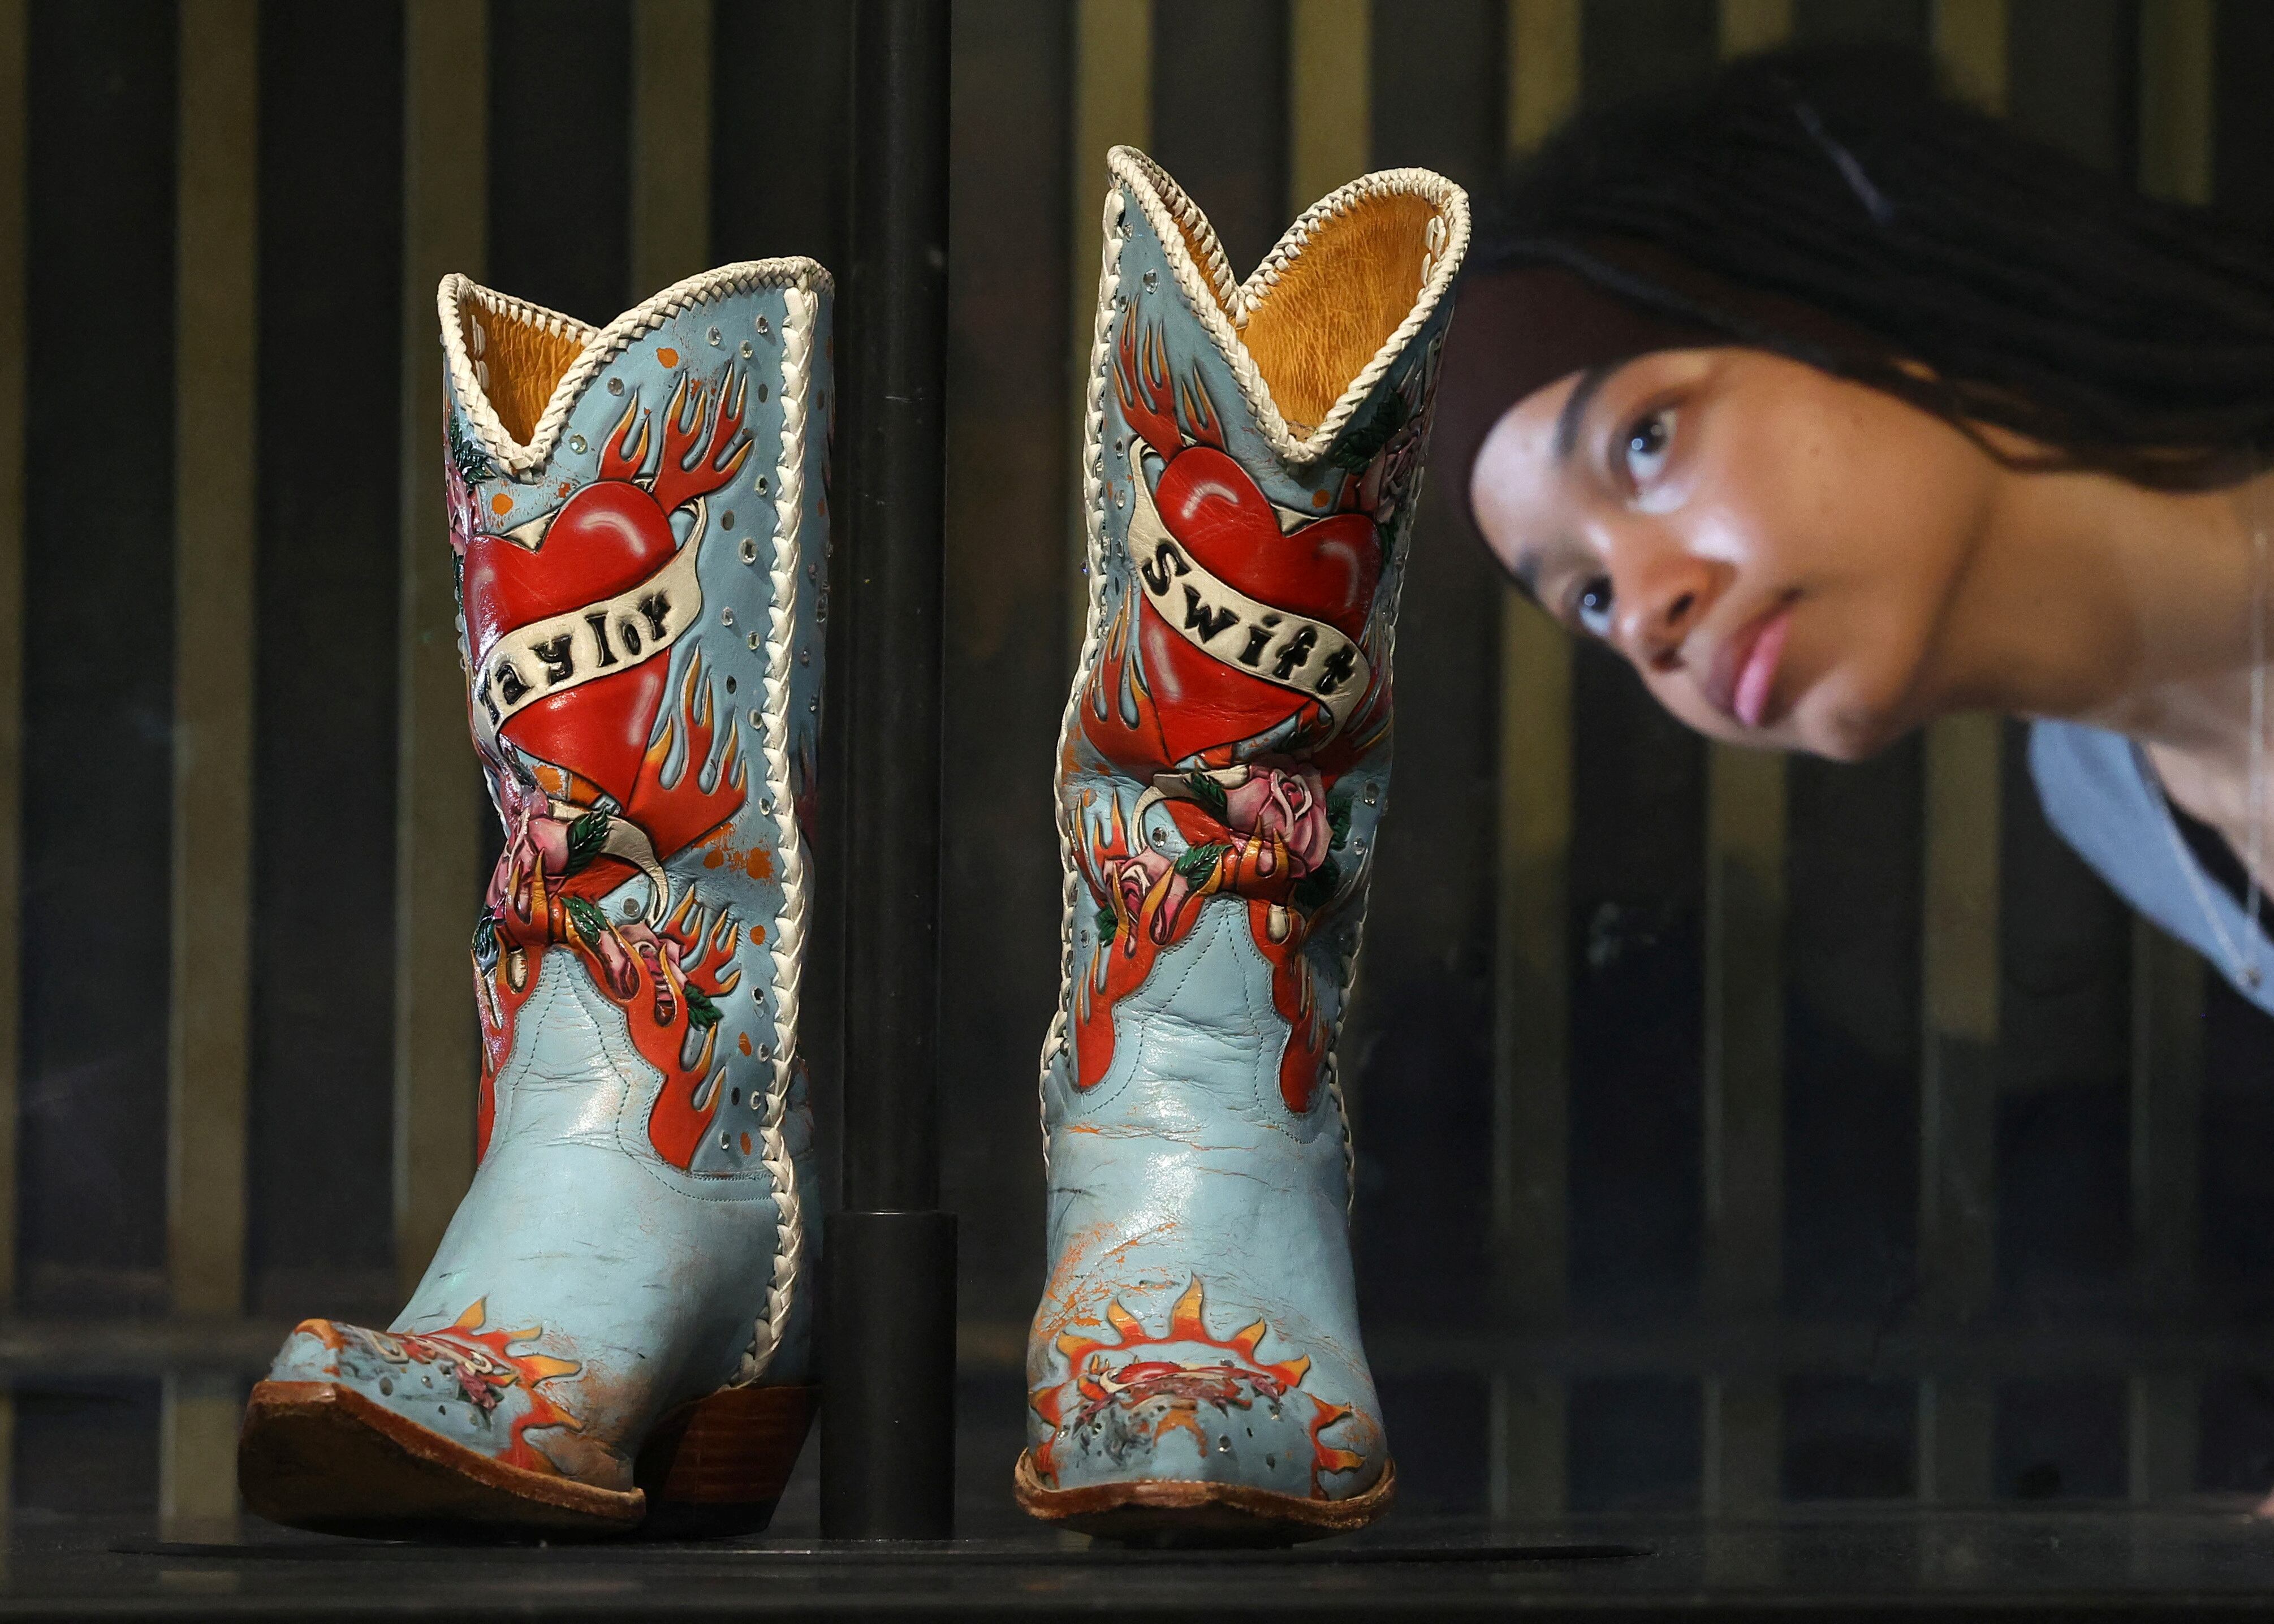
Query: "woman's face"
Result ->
[[1468, 347, 2003, 761]]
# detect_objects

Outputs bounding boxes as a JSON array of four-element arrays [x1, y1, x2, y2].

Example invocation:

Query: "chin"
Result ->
[[1794, 686, 1910, 763]]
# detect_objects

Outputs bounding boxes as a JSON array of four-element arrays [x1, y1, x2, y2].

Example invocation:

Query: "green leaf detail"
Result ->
[[471, 910, 499, 974], [1184, 770, 1229, 822], [448, 413, 497, 489], [1174, 842, 1227, 882], [564, 895, 609, 951], [1327, 389, 1410, 474], [1327, 792, 1354, 849], [1293, 856, 1343, 913], [683, 983, 722, 1031], [1095, 904, 1119, 942], [562, 812, 611, 875]]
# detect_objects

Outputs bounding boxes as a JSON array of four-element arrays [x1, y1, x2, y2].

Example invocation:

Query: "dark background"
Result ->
[[12, 0, 2274, 1525]]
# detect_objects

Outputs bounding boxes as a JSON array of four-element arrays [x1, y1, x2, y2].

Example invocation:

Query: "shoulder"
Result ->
[[2026, 718, 2158, 865]]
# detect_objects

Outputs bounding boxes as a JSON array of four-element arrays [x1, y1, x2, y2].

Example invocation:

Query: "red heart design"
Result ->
[[464, 481, 677, 806], [1137, 446, 1380, 764]]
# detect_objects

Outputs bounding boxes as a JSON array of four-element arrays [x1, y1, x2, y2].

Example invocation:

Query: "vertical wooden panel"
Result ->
[[1493, 598, 1572, 1465], [1493, 0, 1577, 1522], [1561, 6, 1712, 1528], [2139, 0, 2213, 208], [159, 1370, 238, 1531], [1931, 0, 2007, 113], [1698, 0, 1788, 1542], [1909, 9, 2005, 1510], [1069, 0, 1151, 633], [1362, 0, 1501, 1427], [395, 0, 488, 1301], [23, 0, 178, 1311], [248, 1, 404, 1319], [2213, 0, 2274, 238], [2129, 0, 2215, 1502], [1793, 0, 1925, 41], [2008, 0, 2132, 174], [1288, 0, 1370, 209], [1917, 711, 1999, 1497], [0, 0, 24, 1312], [1583, 0, 1715, 107], [939, 0, 1071, 1334], [712, 4, 849, 278], [1702, 747, 1784, 1485], [1150, 0, 1288, 278], [714, 0, 851, 1221], [632, 0, 713, 292], [1718, 0, 1789, 54], [1508, 0, 1579, 151], [488, 0, 631, 322], [168, 0, 259, 1321]]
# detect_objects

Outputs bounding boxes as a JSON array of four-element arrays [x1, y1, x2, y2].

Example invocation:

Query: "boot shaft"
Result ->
[[1022, 150, 1468, 1536], [439, 264, 831, 1197], [1048, 149, 1468, 1141]]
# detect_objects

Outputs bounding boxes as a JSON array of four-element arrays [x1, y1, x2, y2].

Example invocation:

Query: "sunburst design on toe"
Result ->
[[1030, 1278, 1364, 1499]]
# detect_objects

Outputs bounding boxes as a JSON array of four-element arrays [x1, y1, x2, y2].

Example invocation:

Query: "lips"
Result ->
[[1705, 599, 1795, 731]]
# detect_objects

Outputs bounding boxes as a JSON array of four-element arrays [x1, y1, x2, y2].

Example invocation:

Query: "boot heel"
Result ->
[[633, 1384, 819, 1537]]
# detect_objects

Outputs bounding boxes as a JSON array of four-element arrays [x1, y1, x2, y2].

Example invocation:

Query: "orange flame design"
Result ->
[[635, 885, 747, 1168], [394, 1298, 585, 1476], [627, 650, 748, 863]]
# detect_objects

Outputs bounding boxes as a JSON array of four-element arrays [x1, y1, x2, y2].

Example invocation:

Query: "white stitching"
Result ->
[[1103, 146, 1470, 465], [733, 276, 820, 1385], [438, 259, 838, 481]]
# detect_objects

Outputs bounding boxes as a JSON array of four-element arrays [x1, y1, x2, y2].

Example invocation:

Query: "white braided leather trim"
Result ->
[[1037, 187, 1132, 1169], [733, 277, 822, 1385], [1105, 146, 1470, 466], [437, 259, 838, 482]]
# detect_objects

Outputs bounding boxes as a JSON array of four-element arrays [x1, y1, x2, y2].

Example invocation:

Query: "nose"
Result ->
[[1607, 533, 1725, 672]]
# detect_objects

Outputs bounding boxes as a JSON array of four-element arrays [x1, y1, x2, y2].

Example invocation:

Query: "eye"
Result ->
[[1573, 575, 1615, 638], [1620, 409, 1675, 486]]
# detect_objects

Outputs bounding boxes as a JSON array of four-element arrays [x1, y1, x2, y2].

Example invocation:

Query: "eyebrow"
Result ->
[[1552, 361, 1620, 461]]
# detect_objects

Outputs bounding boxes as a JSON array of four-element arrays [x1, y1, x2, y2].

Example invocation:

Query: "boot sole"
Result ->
[[239, 1379, 818, 1541], [1012, 1448, 1395, 1546]]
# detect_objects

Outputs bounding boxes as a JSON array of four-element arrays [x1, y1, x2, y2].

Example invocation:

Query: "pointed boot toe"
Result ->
[[1020, 148, 1468, 1546], [241, 261, 834, 1540]]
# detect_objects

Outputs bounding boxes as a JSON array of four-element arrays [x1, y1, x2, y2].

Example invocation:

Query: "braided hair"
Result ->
[[1479, 45, 2274, 489]]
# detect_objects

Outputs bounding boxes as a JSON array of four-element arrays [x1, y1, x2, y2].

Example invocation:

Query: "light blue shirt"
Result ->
[[2029, 717, 2274, 1016]]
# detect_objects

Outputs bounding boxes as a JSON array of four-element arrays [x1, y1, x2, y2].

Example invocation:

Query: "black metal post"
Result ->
[[819, 0, 957, 1541]]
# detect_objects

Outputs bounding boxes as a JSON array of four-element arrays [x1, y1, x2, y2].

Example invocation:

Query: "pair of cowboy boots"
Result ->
[[236, 150, 1466, 1545]]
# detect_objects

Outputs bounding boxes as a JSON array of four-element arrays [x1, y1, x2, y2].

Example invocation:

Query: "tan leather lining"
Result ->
[[1242, 192, 1442, 434], [468, 305, 586, 444]]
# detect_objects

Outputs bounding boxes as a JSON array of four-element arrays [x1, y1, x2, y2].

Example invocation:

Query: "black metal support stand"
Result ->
[[819, 0, 957, 1542]]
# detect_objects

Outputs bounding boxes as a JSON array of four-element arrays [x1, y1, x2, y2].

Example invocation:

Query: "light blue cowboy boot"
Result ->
[[239, 262, 832, 1539], [1016, 149, 1468, 1543]]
